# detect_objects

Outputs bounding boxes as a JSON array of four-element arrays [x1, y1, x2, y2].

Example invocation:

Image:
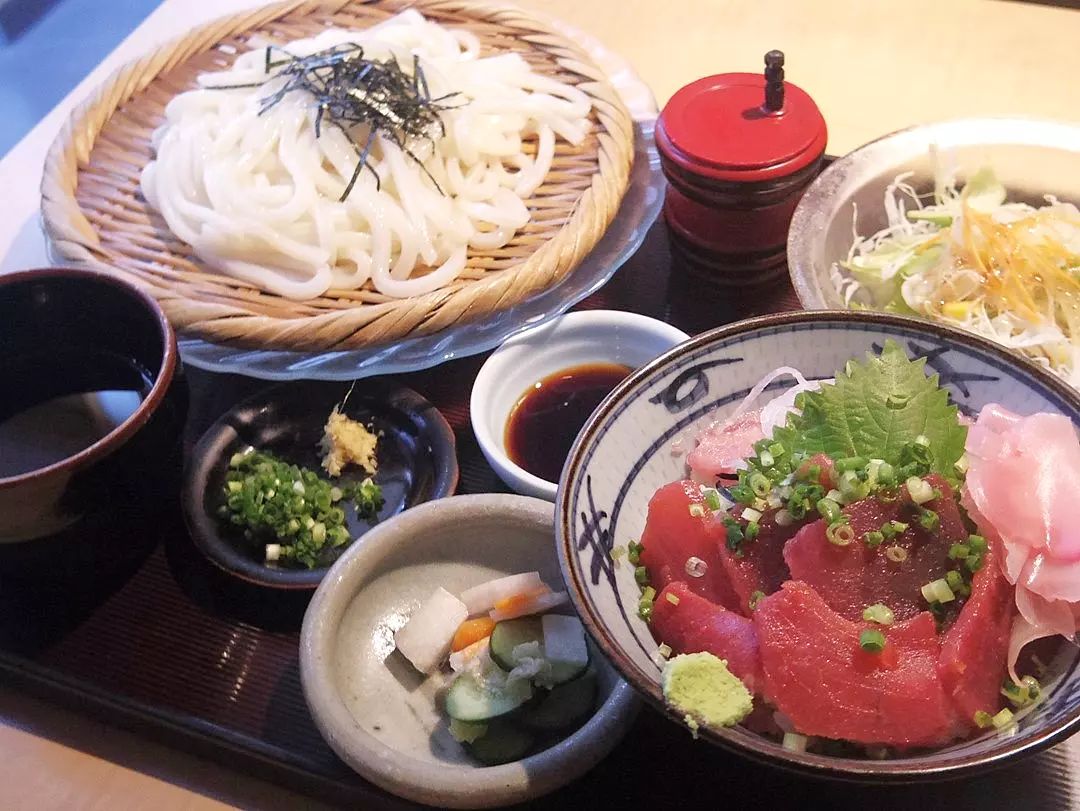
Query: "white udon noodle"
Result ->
[[139, 10, 593, 300]]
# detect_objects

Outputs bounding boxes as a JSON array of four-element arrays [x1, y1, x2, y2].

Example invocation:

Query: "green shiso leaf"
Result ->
[[771, 340, 967, 475]]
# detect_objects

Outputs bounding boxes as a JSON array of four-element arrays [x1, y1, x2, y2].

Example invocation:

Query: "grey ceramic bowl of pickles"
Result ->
[[299, 493, 638, 809]]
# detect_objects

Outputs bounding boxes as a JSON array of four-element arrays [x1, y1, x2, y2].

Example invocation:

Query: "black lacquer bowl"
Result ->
[[0, 268, 188, 649], [183, 379, 458, 589]]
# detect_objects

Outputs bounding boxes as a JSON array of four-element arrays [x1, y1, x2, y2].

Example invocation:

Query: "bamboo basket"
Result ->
[[40, 0, 633, 352]]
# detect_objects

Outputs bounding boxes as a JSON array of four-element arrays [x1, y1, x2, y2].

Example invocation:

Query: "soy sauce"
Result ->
[[0, 350, 151, 478], [505, 362, 632, 483]]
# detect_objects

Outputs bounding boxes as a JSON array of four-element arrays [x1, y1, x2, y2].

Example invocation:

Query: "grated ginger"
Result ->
[[319, 407, 378, 477]]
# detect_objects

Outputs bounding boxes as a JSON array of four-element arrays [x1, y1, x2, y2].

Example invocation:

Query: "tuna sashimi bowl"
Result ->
[[557, 312, 1080, 778]]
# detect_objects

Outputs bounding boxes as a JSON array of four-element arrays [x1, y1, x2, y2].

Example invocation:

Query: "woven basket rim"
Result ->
[[40, 0, 634, 353]]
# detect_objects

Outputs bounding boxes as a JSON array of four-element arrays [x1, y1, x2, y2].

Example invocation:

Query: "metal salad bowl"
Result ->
[[787, 117, 1080, 311]]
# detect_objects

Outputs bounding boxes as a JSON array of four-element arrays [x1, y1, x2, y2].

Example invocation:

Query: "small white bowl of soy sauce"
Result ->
[[471, 311, 689, 500]]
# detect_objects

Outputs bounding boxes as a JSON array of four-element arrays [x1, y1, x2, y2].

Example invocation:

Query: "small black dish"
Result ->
[[182, 379, 458, 589]]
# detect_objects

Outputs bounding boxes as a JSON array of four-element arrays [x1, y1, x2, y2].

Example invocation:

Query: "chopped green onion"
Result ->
[[688, 504, 706, 518], [749, 473, 771, 498], [966, 555, 985, 573], [782, 732, 809, 752], [628, 541, 643, 566], [885, 545, 908, 563], [745, 521, 761, 542], [839, 471, 869, 502], [991, 708, 1015, 729], [825, 488, 844, 504], [973, 710, 994, 729], [741, 507, 763, 523], [886, 520, 909, 536], [826, 520, 855, 546], [220, 449, 382, 570], [914, 435, 930, 448], [899, 440, 934, 476], [917, 508, 940, 533], [906, 476, 935, 505], [1002, 675, 1041, 707], [835, 456, 869, 473], [954, 453, 969, 475], [948, 543, 971, 560], [862, 603, 895, 625], [863, 530, 885, 549], [702, 488, 724, 511], [768, 442, 786, 458], [945, 569, 965, 594], [816, 498, 842, 523], [967, 534, 988, 553], [921, 578, 956, 604], [876, 487, 899, 504], [665, 592, 680, 606], [749, 590, 766, 610], [758, 450, 775, 468], [729, 484, 755, 505], [875, 461, 896, 486], [634, 565, 649, 585], [723, 517, 745, 553], [859, 629, 887, 653], [639, 586, 657, 620], [684, 557, 708, 578]]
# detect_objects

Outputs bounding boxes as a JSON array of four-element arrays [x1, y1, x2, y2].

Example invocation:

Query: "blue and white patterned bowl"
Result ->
[[556, 310, 1080, 781]]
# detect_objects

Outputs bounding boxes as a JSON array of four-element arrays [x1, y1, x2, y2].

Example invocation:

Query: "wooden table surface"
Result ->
[[1, 0, 1079, 808]]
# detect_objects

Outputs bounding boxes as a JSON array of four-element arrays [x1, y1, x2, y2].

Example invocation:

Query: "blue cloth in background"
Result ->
[[0, 0, 159, 158]]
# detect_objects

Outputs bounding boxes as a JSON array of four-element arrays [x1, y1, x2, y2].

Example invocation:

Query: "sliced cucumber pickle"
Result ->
[[489, 617, 544, 671], [547, 654, 589, 685], [465, 721, 536, 765], [521, 669, 597, 731], [444, 673, 532, 722]]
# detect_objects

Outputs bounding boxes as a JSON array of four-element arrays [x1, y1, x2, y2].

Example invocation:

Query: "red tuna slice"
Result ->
[[783, 475, 967, 622], [755, 581, 957, 746], [715, 511, 797, 614], [639, 481, 741, 610], [651, 581, 763, 693], [796, 453, 838, 489], [939, 536, 1015, 725]]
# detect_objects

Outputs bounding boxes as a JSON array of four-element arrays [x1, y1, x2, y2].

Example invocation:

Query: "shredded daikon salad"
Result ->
[[832, 163, 1080, 387]]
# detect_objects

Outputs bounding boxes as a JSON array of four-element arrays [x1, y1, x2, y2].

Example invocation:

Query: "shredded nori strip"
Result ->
[[214, 43, 463, 201]]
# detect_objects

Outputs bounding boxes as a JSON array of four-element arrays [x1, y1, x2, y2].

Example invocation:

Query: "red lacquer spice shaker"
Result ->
[[656, 51, 827, 285]]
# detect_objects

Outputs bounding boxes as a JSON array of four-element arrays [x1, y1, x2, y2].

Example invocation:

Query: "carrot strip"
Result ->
[[451, 618, 496, 652]]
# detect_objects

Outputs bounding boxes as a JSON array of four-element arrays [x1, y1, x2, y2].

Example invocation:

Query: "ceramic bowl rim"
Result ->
[[470, 310, 690, 500], [787, 116, 1080, 311], [299, 492, 638, 808], [556, 308, 1080, 782], [182, 379, 459, 590], [0, 266, 178, 489]]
